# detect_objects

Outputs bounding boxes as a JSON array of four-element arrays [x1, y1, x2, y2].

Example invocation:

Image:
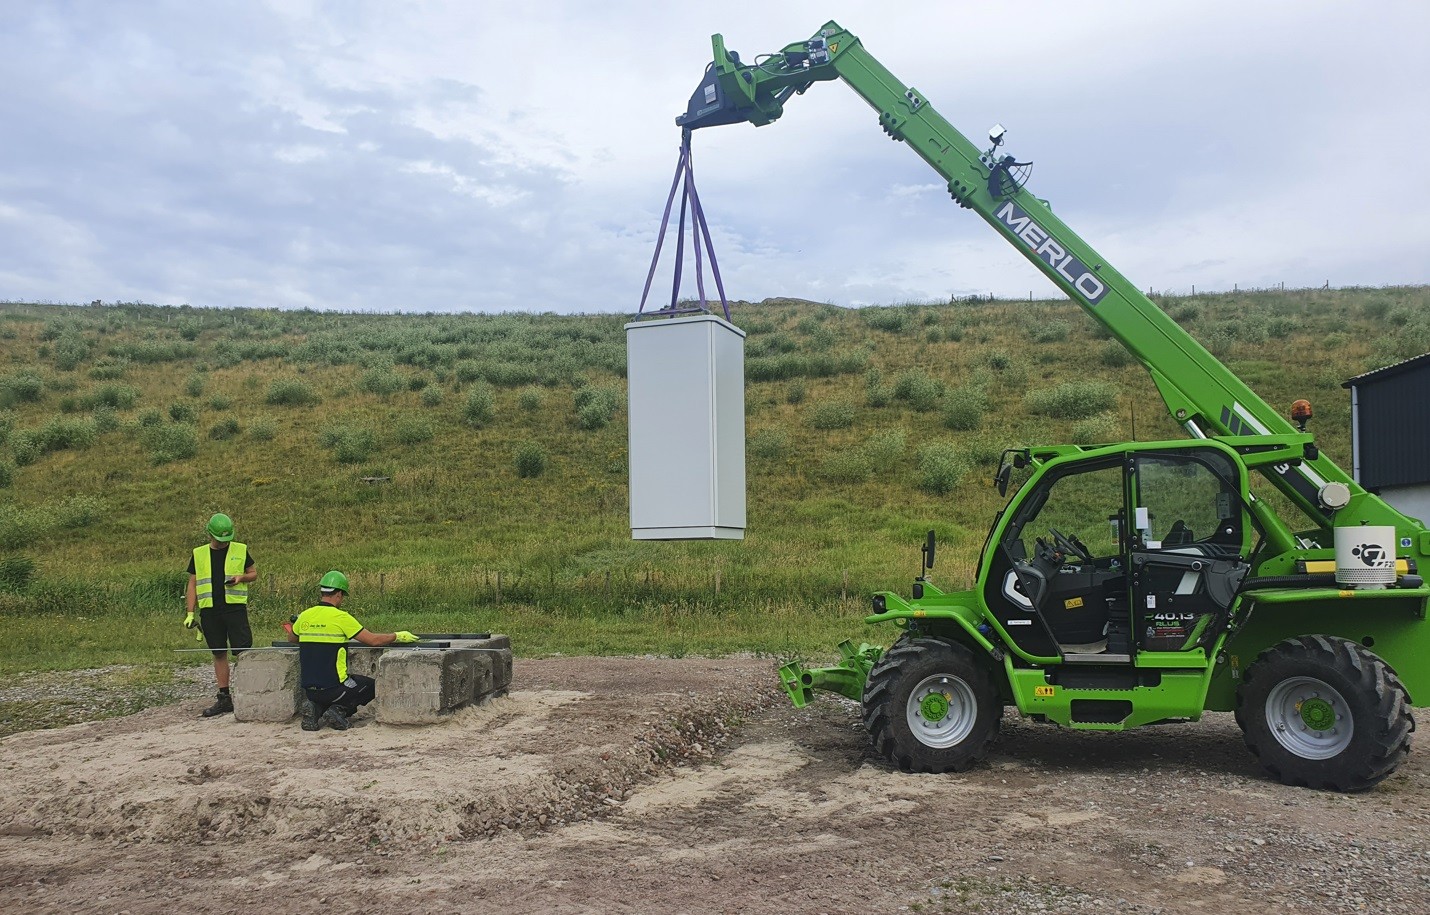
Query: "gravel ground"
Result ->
[[0, 659, 1425, 914]]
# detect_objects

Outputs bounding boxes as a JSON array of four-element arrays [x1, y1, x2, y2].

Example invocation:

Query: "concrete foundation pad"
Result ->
[[231, 635, 512, 725]]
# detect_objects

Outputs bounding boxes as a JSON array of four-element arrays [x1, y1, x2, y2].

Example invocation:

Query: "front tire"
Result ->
[[862, 638, 1000, 773], [1235, 635, 1414, 792]]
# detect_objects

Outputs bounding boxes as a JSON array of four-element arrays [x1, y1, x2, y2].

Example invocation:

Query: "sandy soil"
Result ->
[[1, 657, 1426, 914]]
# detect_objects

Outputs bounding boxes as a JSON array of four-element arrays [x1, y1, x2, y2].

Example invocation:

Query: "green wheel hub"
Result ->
[[1299, 697, 1336, 731], [920, 692, 950, 722]]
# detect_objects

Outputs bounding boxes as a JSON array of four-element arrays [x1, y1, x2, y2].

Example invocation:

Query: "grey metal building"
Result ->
[[1343, 353, 1430, 521]]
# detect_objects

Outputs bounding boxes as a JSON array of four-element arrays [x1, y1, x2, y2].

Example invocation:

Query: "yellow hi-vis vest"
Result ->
[[194, 542, 249, 609]]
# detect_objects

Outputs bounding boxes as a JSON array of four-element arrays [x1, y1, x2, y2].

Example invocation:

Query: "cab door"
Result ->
[[1126, 449, 1252, 653]]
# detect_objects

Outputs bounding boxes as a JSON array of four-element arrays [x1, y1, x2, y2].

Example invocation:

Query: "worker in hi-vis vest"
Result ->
[[184, 513, 258, 717], [285, 571, 418, 731]]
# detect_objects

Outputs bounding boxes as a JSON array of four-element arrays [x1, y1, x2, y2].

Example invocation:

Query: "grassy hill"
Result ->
[[0, 285, 1426, 676]]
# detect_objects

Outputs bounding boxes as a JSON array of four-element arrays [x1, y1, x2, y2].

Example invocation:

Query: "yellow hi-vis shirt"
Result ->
[[293, 603, 364, 689], [193, 543, 249, 609]]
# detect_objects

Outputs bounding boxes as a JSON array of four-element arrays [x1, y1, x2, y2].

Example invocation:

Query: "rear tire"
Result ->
[[862, 637, 999, 773], [1235, 635, 1414, 792]]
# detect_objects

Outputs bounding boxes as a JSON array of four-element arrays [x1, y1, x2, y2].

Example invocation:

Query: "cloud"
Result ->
[[0, 0, 1425, 313]]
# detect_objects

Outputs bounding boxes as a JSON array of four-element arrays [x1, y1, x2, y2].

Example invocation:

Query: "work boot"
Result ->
[[201, 692, 234, 718], [320, 704, 350, 731], [301, 698, 321, 732]]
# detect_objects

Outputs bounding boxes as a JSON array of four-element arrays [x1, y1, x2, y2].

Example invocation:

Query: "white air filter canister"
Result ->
[[1334, 526, 1397, 588]]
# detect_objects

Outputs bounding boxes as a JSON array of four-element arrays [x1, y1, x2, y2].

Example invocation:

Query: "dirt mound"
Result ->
[[0, 658, 780, 845]]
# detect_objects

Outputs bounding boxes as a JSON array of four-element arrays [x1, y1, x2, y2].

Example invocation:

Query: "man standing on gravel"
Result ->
[[285, 570, 418, 731], [184, 512, 257, 718]]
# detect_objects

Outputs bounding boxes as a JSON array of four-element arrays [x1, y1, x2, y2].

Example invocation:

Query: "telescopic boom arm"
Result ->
[[677, 22, 1421, 538]]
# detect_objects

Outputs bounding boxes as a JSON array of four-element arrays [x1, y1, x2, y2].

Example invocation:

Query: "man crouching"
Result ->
[[286, 570, 418, 731]]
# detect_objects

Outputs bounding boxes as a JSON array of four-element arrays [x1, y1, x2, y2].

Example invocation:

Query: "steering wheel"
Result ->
[[1049, 527, 1094, 564]]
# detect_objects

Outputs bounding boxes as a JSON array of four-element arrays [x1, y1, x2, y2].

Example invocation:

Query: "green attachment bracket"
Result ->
[[778, 639, 884, 708]]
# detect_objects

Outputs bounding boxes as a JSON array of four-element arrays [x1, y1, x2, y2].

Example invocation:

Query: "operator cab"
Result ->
[[982, 444, 1255, 663]]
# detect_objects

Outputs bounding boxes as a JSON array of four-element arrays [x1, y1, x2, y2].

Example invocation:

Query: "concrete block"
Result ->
[[375, 637, 513, 725], [231, 650, 300, 722]]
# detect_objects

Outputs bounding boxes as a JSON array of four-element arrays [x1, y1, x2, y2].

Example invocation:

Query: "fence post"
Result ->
[[842, 569, 849, 600], [714, 569, 721, 596], [496, 571, 502, 604], [379, 573, 385, 596]]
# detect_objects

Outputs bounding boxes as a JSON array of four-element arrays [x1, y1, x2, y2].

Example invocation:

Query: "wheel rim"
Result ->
[[1264, 676, 1353, 759], [906, 673, 978, 748]]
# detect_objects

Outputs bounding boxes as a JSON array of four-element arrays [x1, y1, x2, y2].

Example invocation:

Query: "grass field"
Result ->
[[0, 286, 1426, 682]]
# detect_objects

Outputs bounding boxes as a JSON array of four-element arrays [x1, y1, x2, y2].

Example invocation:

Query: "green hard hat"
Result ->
[[206, 513, 235, 542], [319, 570, 350, 593]]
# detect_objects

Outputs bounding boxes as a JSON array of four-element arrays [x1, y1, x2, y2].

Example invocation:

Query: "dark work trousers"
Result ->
[[305, 676, 376, 713]]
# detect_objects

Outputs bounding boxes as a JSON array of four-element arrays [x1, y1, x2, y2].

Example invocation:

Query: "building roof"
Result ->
[[1342, 351, 1430, 388]]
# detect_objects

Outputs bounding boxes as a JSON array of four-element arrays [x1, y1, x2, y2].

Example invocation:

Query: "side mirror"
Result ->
[[996, 461, 1012, 497], [922, 529, 937, 573]]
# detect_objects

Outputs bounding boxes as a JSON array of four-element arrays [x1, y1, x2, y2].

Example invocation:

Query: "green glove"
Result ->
[[184, 611, 197, 629], [394, 630, 419, 643]]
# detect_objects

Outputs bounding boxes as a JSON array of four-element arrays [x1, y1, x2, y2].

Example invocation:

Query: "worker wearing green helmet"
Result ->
[[286, 571, 418, 731], [184, 512, 258, 717]]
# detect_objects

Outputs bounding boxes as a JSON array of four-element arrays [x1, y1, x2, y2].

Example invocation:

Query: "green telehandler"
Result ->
[[676, 22, 1425, 791]]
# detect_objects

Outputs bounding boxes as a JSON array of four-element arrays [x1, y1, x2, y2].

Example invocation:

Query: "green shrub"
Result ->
[[141, 423, 198, 464], [941, 386, 988, 431], [864, 369, 890, 408], [0, 371, 43, 403], [573, 385, 619, 430], [359, 366, 404, 397], [184, 374, 206, 397], [786, 380, 807, 405], [514, 441, 548, 478], [863, 307, 911, 333], [821, 450, 872, 483], [137, 407, 164, 427], [266, 378, 319, 406], [893, 370, 942, 412], [1031, 320, 1071, 343], [333, 428, 376, 464], [168, 402, 197, 424], [249, 416, 277, 441], [0, 410, 12, 446], [1071, 412, 1120, 444], [518, 388, 544, 413], [808, 400, 855, 430], [0, 461, 12, 488], [1099, 341, 1134, 367], [862, 429, 907, 467], [56, 495, 101, 529], [84, 384, 140, 410], [209, 394, 232, 411], [748, 429, 790, 462], [10, 431, 39, 466], [464, 383, 496, 428], [917, 442, 971, 495], [1025, 381, 1118, 419], [420, 386, 443, 407], [35, 417, 96, 453], [0, 506, 47, 550], [0, 555, 35, 591], [207, 418, 240, 440], [53, 333, 89, 371], [91, 404, 119, 433], [89, 359, 130, 380], [982, 350, 1015, 371], [393, 416, 434, 445]]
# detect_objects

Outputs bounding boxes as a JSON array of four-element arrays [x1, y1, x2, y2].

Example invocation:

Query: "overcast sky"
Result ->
[[1, 1, 1425, 314]]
